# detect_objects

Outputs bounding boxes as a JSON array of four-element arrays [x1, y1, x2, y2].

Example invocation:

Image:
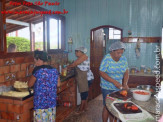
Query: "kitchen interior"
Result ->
[[0, 0, 163, 122]]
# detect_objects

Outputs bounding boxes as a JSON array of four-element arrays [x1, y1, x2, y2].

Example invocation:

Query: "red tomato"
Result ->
[[131, 105, 139, 110]]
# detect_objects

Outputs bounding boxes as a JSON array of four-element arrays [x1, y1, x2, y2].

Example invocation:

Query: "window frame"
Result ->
[[44, 15, 65, 54], [0, 0, 65, 57]]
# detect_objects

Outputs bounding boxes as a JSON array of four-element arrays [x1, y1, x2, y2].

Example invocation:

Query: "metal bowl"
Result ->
[[136, 85, 156, 95]]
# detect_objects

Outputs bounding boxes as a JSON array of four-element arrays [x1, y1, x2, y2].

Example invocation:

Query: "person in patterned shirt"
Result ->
[[67, 47, 94, 114], [99, 41, 129, 122], [28, 50, 61, 122]]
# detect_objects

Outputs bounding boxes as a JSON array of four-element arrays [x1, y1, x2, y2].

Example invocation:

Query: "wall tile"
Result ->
[[16, 71, 26, 79], [24, 56, 34, 63], [7, 104, 23, 114], [0, 59, 4, 66], [0, 98, 13, 104], [0, 66, 10, 75], [20, 110, 30, 121], [10, 65, 20, 73], [0, 103, 7, 111], [21, 63, 28, 71], [15, 57, 25, 64], [0, 112, 14, 120], [22, 102, 33, 114], [0, 53, 67, 85], [0, 75, 5, 83], [13, 100, 23, 105], [0, 119, 7, 122]]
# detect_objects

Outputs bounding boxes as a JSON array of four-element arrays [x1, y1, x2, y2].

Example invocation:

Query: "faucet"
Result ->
[[26, 64, 35, 77]]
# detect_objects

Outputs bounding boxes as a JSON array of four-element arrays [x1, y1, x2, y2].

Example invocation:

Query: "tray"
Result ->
[[113, 102, 142, 114], [109, 90, 132, 100]]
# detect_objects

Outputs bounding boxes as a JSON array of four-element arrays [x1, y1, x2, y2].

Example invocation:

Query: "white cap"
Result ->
[[109, 41, 126, 52], [75, 47, 87, 53]]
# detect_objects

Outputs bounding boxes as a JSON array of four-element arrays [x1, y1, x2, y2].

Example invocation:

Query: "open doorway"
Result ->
[[90, 25, 123, 99]]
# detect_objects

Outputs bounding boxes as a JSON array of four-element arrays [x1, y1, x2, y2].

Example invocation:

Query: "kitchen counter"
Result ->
[[130, 72, 163, 77], [60, 69, 75, 82], [105, 89, 161, 122], [0, 71, 76, 122]]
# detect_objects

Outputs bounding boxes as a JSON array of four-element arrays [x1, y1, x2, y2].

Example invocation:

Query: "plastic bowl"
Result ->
[[136, 85, 156, 95], [133, 89, 151, 101]]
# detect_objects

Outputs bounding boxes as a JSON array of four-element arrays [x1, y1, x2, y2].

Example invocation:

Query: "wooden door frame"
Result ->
[[90, 25, 123, 69], [90, 25, 123, 99]]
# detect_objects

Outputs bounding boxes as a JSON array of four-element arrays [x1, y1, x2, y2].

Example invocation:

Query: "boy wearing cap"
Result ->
[[99, 41, 129, 122]]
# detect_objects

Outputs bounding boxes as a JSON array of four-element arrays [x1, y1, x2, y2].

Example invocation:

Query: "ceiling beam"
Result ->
[[6, 19, 29, 26]]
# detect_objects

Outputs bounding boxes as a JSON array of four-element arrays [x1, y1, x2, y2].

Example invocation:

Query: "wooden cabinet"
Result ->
[[128, 74, 157, 88], [56, 77, 77, 122]]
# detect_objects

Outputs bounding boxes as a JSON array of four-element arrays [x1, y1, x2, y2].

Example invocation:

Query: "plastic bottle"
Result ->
[[63, 101, 72, 107], [59, 65, 62, 74]]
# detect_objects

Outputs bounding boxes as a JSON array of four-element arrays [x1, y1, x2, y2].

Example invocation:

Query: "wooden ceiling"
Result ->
[[5, 0, 43, 33]]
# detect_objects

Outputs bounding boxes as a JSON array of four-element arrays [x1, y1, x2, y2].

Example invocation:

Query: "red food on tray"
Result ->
[[134, 91, 150, 95], [113, 102, 142, 114], [109, 90, 132, 100]]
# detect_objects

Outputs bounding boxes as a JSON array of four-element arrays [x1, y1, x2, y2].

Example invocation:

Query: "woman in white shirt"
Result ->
[[67, 47, 94, 114]]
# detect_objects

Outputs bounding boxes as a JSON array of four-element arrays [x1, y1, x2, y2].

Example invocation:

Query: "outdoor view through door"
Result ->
[[90, 25, 122, 99]]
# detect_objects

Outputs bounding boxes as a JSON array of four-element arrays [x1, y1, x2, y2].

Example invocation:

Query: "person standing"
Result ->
[[99, 41, 129, 122], [8, 43, 17, 52], [67, 46, 94, 114], [28, 50, 61, 122]]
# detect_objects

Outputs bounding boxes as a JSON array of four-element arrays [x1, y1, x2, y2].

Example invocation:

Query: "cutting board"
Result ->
[[113, 102, 142, 114], [109, 90, 132, 100]]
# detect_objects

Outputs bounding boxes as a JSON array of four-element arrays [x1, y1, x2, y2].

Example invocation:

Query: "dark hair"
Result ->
[[34, 50, 51, 62], [8, 43, 17, 52]]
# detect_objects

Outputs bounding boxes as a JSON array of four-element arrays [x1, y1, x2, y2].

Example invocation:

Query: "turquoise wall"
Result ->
[[62, 0, 162, 70], [62, 0, 162, 57], [27, 0, 162, 69]]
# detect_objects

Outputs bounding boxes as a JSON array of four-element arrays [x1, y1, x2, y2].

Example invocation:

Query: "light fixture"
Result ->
[[68, 37, 73, 52]]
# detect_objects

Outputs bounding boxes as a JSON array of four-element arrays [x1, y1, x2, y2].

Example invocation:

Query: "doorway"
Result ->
[[89, 25, 123, 99]]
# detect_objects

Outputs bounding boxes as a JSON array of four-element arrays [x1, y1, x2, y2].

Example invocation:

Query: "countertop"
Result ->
[[129, 72, 163, 77], [0, 70, 75, 101], [105, 89, 162, 122], [60, 69, 75, 82]]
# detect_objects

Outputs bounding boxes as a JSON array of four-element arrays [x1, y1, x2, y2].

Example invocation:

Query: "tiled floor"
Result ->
[[63, 94, 103, 122]]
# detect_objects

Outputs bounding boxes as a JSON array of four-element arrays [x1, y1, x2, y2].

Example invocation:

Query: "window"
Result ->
[[45, 15, 65, 52], [0, 0, 65, 54], [49, 18, 61, 49], [109, 28, 121, 39]]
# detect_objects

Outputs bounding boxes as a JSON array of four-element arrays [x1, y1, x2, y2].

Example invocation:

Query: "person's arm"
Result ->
[[57, 77, 61, 87], [122, 69, 129, 90], [67, 55, 88, 68], [99, 71, 123, 89], [28, 75, 36, 87]]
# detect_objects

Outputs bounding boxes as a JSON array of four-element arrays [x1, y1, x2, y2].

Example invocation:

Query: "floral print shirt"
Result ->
[[32, 65, 59, 109]]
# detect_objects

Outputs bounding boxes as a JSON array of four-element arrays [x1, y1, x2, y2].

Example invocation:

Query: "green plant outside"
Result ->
[[7, 37, 43, 52]]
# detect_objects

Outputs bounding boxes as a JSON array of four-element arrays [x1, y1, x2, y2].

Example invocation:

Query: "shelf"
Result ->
[[122, 37, 161, 43]]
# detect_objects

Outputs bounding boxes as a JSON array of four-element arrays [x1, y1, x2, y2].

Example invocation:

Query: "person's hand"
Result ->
[[123, 85, 129, 90], [114, 81, 123, 89]]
